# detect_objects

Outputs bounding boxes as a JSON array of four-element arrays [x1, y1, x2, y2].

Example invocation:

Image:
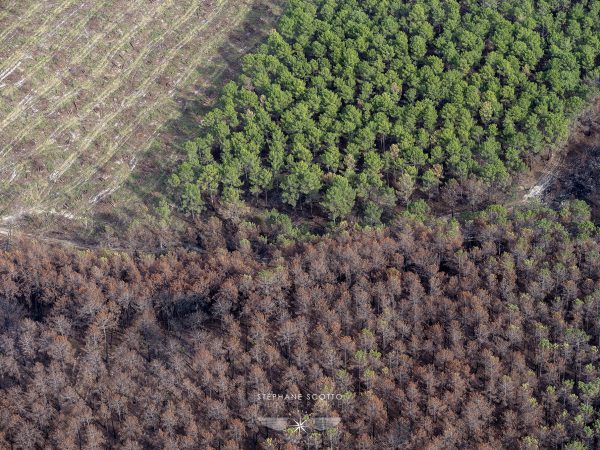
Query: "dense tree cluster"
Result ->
[[170, 0, 600, 223], [1, 203, 599, 448]]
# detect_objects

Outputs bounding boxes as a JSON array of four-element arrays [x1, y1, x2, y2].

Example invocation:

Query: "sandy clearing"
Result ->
[[0, 0, 278, 226]]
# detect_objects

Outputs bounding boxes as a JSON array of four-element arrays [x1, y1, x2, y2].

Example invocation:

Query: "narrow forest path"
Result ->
[[0, 217, 203, 253]]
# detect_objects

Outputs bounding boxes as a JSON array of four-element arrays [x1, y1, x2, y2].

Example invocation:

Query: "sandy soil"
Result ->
[[0, 0, 281, 224]]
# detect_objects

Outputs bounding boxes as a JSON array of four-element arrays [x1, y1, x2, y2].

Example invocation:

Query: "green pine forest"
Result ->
[[169, 0, 600, 225]]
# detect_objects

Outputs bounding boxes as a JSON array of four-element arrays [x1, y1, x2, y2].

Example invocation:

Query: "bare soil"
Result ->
[[0, 0, 284, 229]]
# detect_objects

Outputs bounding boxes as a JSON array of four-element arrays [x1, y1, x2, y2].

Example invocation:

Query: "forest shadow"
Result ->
[[544, 144, 600, 222], [133, 0, 284, 191], [540, 97, 600, 222], [89, 0, 286, 242]]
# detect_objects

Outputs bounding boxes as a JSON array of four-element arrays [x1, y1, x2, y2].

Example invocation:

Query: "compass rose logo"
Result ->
[[291, 418, 308, 433], [257, 416, 341, 433]]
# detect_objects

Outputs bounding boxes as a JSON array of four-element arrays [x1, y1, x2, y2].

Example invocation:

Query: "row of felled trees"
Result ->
[[0, 202, 599, 449], [170, 0, 600, 223]]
